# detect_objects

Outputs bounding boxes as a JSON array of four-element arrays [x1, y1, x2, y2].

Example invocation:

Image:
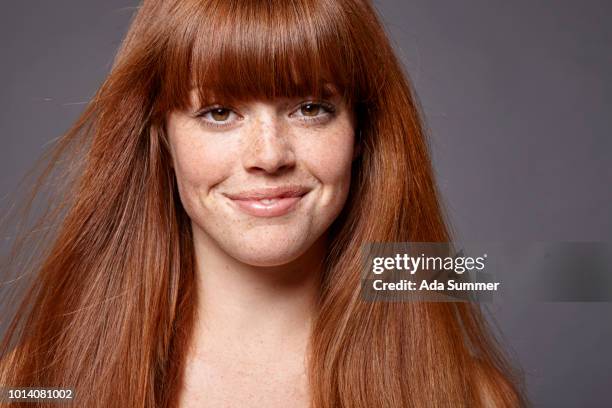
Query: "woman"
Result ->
[[0, 0, 526, 406]]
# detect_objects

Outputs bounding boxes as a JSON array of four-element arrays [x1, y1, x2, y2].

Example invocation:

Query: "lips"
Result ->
[[224, 185, 310, 218]]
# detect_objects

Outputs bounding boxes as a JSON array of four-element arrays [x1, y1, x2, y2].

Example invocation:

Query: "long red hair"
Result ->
[[1, 0, 526, 406]]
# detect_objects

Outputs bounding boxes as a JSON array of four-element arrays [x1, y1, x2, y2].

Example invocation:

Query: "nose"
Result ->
[[241, 116, 296, 174]]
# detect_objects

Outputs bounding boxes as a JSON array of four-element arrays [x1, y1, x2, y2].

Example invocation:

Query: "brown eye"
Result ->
[[300, 103, 321, 116], [210, 108, 231, 121], [196, 106, 240, 128]]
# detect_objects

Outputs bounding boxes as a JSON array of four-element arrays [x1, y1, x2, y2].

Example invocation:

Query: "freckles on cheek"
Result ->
[[172, 152, 208, 217], [172, 132, 233, 194], [173, 146, 209, 197], [307, 130, 354, 182], [300, 127, 354, 212]]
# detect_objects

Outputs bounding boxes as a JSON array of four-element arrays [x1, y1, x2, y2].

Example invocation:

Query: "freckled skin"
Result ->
[[166, 94, 356, 267]]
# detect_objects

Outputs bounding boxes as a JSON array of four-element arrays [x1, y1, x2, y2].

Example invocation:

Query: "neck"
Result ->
[[188, 222, 326, 357]]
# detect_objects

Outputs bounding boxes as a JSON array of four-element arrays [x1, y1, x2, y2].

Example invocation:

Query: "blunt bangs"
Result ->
[[156, 0, 372, 113]]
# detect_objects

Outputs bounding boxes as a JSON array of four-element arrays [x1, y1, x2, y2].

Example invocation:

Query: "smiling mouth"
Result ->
[[223, 186, 310, 218]]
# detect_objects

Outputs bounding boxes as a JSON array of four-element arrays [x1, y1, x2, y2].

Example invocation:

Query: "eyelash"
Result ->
[[194, 101, 337, 129], [293, 101, 337, 123], [195, 106, 240, 129]]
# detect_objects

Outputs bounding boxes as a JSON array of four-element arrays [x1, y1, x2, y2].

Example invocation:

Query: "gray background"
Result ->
[[1, 1, 610, 406]]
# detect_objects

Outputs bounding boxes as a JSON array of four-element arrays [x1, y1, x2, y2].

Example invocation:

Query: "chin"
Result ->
[[218, 224, 315, 266], [229, 245, 309, 267], [226, 230, 316, 267]]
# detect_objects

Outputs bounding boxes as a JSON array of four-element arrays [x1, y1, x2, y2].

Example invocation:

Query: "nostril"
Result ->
[[243, 143, 296, 174], [247, 162, 295, 175]]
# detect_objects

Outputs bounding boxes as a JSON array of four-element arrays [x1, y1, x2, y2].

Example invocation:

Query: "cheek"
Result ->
[[309, 141, 352, 181], [303, 126, 354, 186], [298, 125, 355, 213], [174, 139, 226, 183], [168, 120, 236, 210]]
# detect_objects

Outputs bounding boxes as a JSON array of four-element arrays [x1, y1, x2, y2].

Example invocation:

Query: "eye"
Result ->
[[209, 108, 231, 121], [300, 103, 322, 116], [291, 101, 337, 123], [195, 105, 241, 128]]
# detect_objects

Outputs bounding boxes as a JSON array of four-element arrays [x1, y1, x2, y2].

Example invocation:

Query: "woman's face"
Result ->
[[166, 90, 356, 266]]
